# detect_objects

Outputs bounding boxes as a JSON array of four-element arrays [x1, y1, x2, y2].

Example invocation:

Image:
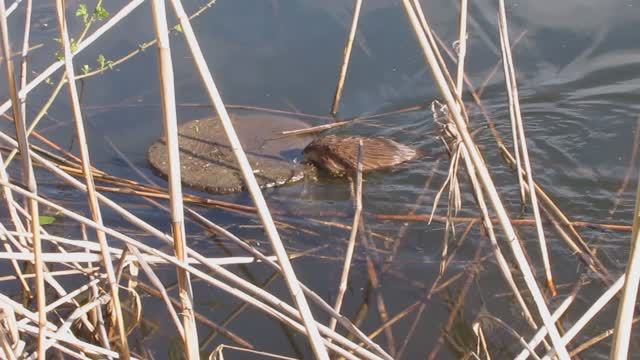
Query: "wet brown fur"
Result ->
[[303, 135, 418, 176]]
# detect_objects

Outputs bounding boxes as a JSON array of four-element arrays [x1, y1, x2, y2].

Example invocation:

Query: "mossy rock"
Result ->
[[148, 112, 313, 193]]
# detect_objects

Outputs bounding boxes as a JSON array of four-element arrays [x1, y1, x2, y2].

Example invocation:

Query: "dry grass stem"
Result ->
[[329, 141, 364, 331], [610, 172, 640, 359], [53, 0, 130, 356], [400, 0, 570, 357], [0, 1, 46, 357], [498, 0, 557, 295], [167, 0, 329, 357], [330, 0, 364, 115], [149, 0, 199, 356]]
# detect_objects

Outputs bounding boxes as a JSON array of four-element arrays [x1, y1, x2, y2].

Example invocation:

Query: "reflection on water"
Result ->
[[3, 0, 640, 358]]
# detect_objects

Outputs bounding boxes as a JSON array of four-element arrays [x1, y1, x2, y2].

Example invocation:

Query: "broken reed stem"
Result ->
[[433, 27, 607, 282], [0, 127, 387, 360], [354, 219, 396, 356], [571, 316, 640, 357], [518, 274, 624, 360], [395, 223, 475, 359], [515, 280, 581, 359], [454, 0, 467, 95], [330, 0, 364, 116], [329, 141, 363, 332], [167, 0, 329, 357], [497, 1, 557, 296], [610, 170, 640, 359], [0, 0, 146, 118], [183, 210, 391, 359], [477, 315, 541, 359], [17, 0, 30, 130], [460, 143, 539, 329], [148, 0, 200, 357], [610, 116, 640, 216], [427, 245, 483, 360], [0, 177, 384, 360], [399, 1, 570, 357], [53, 1, 130, 357], [0, 1, 46, 358], [498, 17, 526, 207]]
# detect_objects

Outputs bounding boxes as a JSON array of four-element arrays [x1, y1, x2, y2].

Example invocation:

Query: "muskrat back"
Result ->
[[303, 135, 418, 176]]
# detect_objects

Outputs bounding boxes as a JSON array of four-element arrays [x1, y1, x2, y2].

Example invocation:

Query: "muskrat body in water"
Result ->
[[303, 135, 418, 176]]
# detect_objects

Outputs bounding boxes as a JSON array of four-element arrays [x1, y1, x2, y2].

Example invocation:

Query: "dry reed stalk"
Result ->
[[0, 1, 46, 357], [399, 0, 570, 357], [133, 280, 253, 349], [382, 159, 441, 274], [538, 274, 626, 360], [498, 21, 526, 207], [18, 324, 119, 358], [570, 316, 640, 357], [124, 245, 186, 341], [356, 220, 396, 356], [478, 315, 542, 360], [610, 171, 640, 359], [13, 0, 32, 296], [0, 0, 146, 118], [184, 209, 391, 358], [167, 0, 328, 357], [149, 0, 199, 356], [435, 24, 609, 284], [211, 344, 298, 360], [497, 144, 614, 277], [516, 275, 625, 360], [0, 157, 31, 295], [78, 223, 110, 352], [4, 0, 217, 169], [497, 1, 557, 295], [395, 225, 476, 359], [17, 0, 30, 144], [454, 0, 468, 95], [199, 271, 279, 351], [76, 0, 219, 81], [461, 143, 540, 329], [282, 104, 424, 136], [0, 178, 384, 360], [431, 27, 601, 280], [610, 116, 640, 216], [0, 327, 18, 360], [2, 74, 66, 167], [329, 141, 364, 332], [435, 16, 541, 335], [426, 245, 483, 360], [0, 249, 281, 266], [330, 0, 364, 115], [515, 282, 581, 359], [4, 0, 22, 16], [53, 1, 130, 357]]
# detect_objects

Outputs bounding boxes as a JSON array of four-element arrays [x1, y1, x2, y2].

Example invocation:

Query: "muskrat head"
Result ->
[[302, 137, 350, 176]]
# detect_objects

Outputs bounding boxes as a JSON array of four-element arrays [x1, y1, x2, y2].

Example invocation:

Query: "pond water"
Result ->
[[2, 0, 640, 358]]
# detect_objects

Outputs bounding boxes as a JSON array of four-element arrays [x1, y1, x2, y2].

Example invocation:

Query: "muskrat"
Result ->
[[303, 135, 418, 176]]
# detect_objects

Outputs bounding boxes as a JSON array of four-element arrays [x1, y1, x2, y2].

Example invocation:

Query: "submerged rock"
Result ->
[[148, 112, 313, 193]]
